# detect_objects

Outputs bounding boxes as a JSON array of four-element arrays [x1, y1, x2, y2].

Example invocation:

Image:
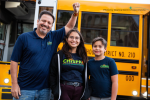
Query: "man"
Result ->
[[10, 2, 80, 100]]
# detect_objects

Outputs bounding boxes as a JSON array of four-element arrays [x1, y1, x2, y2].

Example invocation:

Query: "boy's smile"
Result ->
[[92, 41, 106, 56]]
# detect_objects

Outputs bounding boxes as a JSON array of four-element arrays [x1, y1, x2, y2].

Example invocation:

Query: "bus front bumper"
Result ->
[[0, 86, 13, 100]]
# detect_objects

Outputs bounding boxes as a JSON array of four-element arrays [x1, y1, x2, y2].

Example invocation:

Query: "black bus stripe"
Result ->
[[2, 89, 11, 92], [88, 57, 139, 64], [0, 62, 20, 65], [118, 71, 138, 76], [114, 58, 139, 64], [2, 93, 13, 99], [0, 62, 10, 64]]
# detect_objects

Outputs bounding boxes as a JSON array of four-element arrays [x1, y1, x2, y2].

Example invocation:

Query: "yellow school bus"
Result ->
[[54, 0, 150, 99], [0, 62, 12, 100], [0, 61, 19, 100], [1, 0, 150, 99]]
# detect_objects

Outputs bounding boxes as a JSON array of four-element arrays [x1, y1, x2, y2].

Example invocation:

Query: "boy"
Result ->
[[88, 37, 118, 100]]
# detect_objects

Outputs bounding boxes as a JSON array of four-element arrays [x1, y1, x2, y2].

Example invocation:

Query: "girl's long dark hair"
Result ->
[[62, 28, 88, 63]]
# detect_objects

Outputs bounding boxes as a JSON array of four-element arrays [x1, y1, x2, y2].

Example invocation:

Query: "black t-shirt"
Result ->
[[61, 53, 84, 83], [88, 56, 118, 98]]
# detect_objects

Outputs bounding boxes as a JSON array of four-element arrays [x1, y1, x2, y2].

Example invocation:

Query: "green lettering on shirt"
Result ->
[[100, 64, 109, 68]]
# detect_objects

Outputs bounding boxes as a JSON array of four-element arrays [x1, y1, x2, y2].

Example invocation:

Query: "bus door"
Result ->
[[34, 0, 57, 30], [0, 22, 6, 61], [141, 11, 150, 99]]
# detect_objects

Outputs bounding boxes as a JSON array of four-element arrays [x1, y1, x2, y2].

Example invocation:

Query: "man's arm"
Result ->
[[65, 2, 80, 34], [10, 60, 21, 99], [111, 74, 118, 100]]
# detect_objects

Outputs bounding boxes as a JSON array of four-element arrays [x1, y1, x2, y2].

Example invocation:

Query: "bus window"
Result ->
[[111, 14, 139, 47], [81, 12, 108, 44], [39, 7, 53, 14], [9, 20, 17, 47], [17, 23, 33, 38], [56, 10, 78, 30]]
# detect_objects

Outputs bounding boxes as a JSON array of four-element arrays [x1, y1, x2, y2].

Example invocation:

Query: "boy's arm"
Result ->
[[111, 74, 118, 100], [65, 2, 80, 34]]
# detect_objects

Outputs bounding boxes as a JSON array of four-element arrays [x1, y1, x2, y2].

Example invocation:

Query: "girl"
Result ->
[[50, 28, 91, 100]]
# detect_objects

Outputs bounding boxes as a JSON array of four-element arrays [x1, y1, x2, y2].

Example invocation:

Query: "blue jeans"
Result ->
[[13, 88, 51, 100]]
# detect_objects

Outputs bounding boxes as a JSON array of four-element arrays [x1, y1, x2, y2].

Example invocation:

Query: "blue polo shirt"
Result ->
[[11, 27, 65, 90], [88, 56, 118, 98]]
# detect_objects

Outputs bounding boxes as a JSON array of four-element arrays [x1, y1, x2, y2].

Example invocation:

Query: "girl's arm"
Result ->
[[111, 74, 118, 100]]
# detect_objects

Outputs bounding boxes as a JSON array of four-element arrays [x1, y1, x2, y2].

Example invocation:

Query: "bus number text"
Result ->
[[128, 52, 135, 58], [126, 75, 134, 81]]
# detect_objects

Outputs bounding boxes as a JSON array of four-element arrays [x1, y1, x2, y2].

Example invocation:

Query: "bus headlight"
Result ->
[[143, 92, 147, 97], [132, 91, 138, 96], [4, 78, 9, 83]]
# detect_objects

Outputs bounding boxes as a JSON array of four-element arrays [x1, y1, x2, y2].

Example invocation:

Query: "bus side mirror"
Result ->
[[38, 0, 41, 4]]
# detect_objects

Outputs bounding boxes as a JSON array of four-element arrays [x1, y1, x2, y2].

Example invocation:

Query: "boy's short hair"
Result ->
[[92, 37, 107, 48]]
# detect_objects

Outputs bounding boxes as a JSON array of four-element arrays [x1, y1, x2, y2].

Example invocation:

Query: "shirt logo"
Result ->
[[63, 59, 84, 66], [47, 41, 52, 45], [100, 64, 109, 68]]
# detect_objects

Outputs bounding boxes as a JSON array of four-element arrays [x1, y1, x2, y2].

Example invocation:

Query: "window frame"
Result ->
[[81, 12, 109, 44], [110, 14, 139, 48]]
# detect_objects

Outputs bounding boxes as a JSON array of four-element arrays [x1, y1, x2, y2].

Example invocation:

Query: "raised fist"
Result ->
[[73, 2, 80, 13]]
